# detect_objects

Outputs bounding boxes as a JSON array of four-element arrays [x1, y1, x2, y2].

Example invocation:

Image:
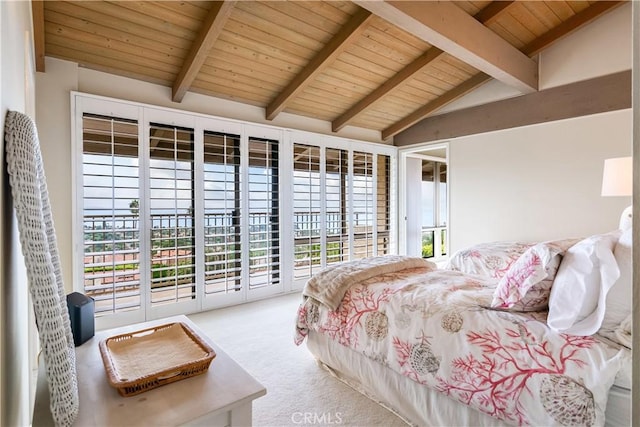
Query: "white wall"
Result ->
[[1, 1, 37, 425], [449, 110, 632, 251], [36, 58, 78, 292]]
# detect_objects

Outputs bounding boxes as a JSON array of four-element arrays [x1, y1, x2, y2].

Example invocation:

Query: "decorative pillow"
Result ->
[[599, 228, 632, 338], [613, 313, 632, 349], [491, 238, 580, 311], [547, 231, 622, 335], [445, 241, 533, 279]]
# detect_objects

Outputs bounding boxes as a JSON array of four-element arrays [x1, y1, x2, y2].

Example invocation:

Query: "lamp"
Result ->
[[601, 156, 632, 230]]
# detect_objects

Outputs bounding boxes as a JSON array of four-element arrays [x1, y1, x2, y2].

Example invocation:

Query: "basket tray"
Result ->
[[99, 322, 216, 397]]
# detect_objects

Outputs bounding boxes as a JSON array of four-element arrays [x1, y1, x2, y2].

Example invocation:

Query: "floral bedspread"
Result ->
[[295, 267, 627, 426]]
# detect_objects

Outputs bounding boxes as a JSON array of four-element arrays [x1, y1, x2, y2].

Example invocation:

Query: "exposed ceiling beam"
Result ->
[[382, 0, 625, 141], [265, 8, 374, 121], [172, 1, 236, 103], [394, 70, 631, 146], [355, 0, 538, 94], [32, 0, 46, 72], [332, 1, 514, 133]]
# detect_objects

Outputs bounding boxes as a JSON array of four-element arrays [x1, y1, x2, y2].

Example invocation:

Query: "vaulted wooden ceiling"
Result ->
[[33, 1, 625, 142]]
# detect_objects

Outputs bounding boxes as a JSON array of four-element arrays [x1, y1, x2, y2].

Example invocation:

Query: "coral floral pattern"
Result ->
[[295, 267, 627, 426], [491, 239, 580, 311], [446, 241, 533, 279]]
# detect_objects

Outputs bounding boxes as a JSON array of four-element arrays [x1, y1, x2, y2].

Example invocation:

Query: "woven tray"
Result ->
[[99, 322, 216, 397]]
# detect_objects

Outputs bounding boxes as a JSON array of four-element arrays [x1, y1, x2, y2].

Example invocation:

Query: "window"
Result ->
[[293, 144, 322, 279], [421, 160, 447, 258], [290, 142, 392, 284], [325, 148, 349, 266], [75, 94, 396, 324], [82, 114, 140, 316], [203, 131, 241, 296], [247, 137, 280, 289], [148, 124, 196, 307]]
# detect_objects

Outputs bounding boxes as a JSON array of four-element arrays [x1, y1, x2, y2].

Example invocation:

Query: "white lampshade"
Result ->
[[601, 156, 632, 197]]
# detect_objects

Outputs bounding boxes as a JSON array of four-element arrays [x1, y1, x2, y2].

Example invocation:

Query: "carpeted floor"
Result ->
[[188, 292, 407, 427]]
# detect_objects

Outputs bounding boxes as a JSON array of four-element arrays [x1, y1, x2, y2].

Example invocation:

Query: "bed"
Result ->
[[294, 231, 632, 426]]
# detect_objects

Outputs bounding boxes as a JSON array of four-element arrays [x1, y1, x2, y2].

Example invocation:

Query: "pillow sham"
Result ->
[[599, 228, 632, 338], [445, 241, 532, 279], [491, 238, 580, 311], [547, 230, 621, 335]]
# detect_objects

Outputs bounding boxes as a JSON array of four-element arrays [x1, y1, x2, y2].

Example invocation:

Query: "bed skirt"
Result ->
[[307, 331, 631, 427]]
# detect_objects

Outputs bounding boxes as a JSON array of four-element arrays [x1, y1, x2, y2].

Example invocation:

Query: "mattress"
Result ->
[[307, 331, 631, 427]]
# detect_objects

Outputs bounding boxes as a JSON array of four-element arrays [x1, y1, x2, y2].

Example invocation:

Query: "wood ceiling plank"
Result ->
[[507, 3, 551, 38], [394, 70, 631, 145], [46, 43, 175, 84], [75, 1, 197, 41], [172, 1, 236, 102], [196, 66, 283, 94], [205, 49, 297, 82], [46, 32, 181, 74], [214, 39, 303, 75], [521, 2, 562, 29], [32, 0, 45, 72], [199, 62, 287, 88], [332, 0, 513, 132], [352, 31, 421, 67], [45, 9, 189, 60], [45, 22, 184, 68], [223, 17, 315, 60], [333, 52, 396, 82], [355, 0, 538, 93], [237, 1, 332, 44], [154, 1, 211, 21], [189, 83, 268, 106], [368, 16, 431, 52], [193, 74, 275, 100], [343, 44, 405, 75], [498, 9, 539, 44], [265, 8, 374, 120], [545, 1, 578, 21], [295, 1, 359, 24], [522, 1, 626, 56], [382, 73, 492, 140], [46, 2, 192, 49], [358, 24, 426, 60], [229, 6, 324, 52], [114, 1, 204, 31], [218, 27, 309, 66]]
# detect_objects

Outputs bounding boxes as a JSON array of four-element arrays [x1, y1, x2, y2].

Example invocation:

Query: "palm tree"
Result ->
[[129, 199, 139, 237]]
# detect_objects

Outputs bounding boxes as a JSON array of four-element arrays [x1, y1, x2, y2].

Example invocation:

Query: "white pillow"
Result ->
[[547, 231, 621, 335], [599, 229, 632, 335]]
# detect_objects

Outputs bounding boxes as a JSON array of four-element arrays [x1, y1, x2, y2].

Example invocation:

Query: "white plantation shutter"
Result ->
[[325, 148, 349, 265], [293, 144, 322, 280], [247, 137, 280, 289], [203, 131, 242, 296], [81, 114, 141, 315], [148, 124, 196, 307], [377, 154, 391, 255], [351, 151, 374, 260]]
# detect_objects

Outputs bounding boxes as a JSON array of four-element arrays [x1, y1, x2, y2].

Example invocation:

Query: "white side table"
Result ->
[[33, 315, 266, 426]]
